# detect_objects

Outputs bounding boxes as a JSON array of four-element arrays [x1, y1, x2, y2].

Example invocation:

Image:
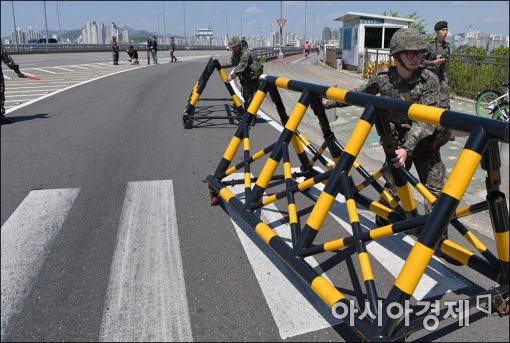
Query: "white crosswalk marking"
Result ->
[[224, 174, 341, 339], [1, 188, 80, 341], [32, 68, 57, 74], [99, 180, 193, 342]]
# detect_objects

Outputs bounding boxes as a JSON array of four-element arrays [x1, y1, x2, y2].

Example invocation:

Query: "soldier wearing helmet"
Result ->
[[111, 36, 120, 65], [222, 36, 264, 113], [422, 21, 451, 109], [324, 28, 447, 234]]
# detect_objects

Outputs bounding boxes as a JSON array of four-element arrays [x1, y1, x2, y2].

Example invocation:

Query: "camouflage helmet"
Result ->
[[389, 28, 427, 56], [229, 36, 241, 48]]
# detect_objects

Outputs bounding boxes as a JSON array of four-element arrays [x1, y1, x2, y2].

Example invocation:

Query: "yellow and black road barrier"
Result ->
[[182, 57, 243, 129], [205, 74, 509, 341]]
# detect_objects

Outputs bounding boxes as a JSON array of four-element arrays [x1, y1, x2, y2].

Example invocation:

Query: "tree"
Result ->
[[491, 45, 509, 57], [382, 10, 434, 42]]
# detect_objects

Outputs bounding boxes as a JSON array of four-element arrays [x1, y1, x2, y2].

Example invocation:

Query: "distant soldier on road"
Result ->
[[324, 28, 449, 233], [169, 37, 177, 62], [422, 21, 451, 109], [150, 35, 158, 64], [111, 36, 120, 65], [126, 45, 139, 65], [146, 37, 152, 65], [221, 36, 263, 111], [240, 36, 248, 49], [1, 44, 26, 125]]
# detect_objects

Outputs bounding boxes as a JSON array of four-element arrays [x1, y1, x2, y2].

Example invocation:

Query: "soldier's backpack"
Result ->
[[249, 59, 264, 81]]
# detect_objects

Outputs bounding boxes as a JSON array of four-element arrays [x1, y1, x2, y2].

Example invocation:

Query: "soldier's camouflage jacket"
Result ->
[[222, 48, 254, 84], [1, 45, 20, 90], [422, 38, 450, 108], [355, 66, 445, 154]]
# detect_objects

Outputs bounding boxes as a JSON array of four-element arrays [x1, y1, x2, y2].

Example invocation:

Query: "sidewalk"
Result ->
[[252, 53, 508, 237]]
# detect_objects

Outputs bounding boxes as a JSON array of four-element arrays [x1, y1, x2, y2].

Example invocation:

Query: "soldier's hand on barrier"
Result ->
[[391, 148, 408, 168], [225, 75, 232, 83]]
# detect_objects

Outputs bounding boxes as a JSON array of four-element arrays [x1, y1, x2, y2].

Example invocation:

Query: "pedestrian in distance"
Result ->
[[126, 45, 139, 65], [111, 36, 120, 65], [303, 40, 310, 58], [422, 21, 451, 110], [150, 35, 158, 64], [1, 44, 26, 125], [169, 37, 177, 62], [146, 37, 152, 65], [240, 36, 248, 49], [221, 36, 264, 113], [323, 28, 449, 235]]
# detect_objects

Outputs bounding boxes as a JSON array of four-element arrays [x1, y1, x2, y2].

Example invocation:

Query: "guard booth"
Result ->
[[334, 11, 413, 72]]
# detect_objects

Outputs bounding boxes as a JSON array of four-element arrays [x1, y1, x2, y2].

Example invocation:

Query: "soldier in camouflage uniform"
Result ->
[[1, 44, 26, 125], [111, 36, 120, 65], [324, 28, 448, 228], [222, 36, 263, 111], [422, 21, 451, 109], [146, 38, 152, 65]]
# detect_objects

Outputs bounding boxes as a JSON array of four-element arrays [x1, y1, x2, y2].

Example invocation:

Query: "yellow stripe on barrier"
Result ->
[[408, 104, 445, 126], [495, 231, 509, 262], [244, 172, 251, 188], [283, 162, 292, 179], [256, 158, 279, 189], [346, 199, 360, 223], [291, 136, 305, 154], [255, 222, 277, 244], [252, 149, 267, 161], [443, 149, 482, 200], [369, 225, 394, 240], [311, 276, 345, 308], [275, 77, 290, 89], [223, 136, 242, 161], [190, 91, 200, 106], [463, 231, 487, 253], [307, 192, 335, 230], [247, 90, 266, 115], [369, 201, 393, 220], [232, 94, 242, 108], [396, 184, 416, 212], [262, 194, 278, 206], [415, 183, 437, 205], [219, 188, 234, 203], [244, 137, 250, 151], [343, 120, 372, 157], [325, 87, 347, 103], [288, 203, 298, 224], [218, 68, 227, 81], [298, 177, 316, 191], [440, 240, 473, 265], [359, 252, 374, 281], [381, 190, 399, 209], [455, 205, 472, 218], [225, 165, 238, 176], [285, 103, 309, 132], [395, 242, 434, 295], [324, 238, 345, 251], [297, 132, 311, 146]]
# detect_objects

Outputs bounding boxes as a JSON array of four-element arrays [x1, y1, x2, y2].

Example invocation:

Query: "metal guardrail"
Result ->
[[3, 43, 303, 58]]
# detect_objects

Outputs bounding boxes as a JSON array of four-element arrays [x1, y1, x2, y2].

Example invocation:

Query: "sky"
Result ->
[[1, 1, 509, 39]]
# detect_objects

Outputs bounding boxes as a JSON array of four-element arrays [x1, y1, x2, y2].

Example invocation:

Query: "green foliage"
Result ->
[[383, 10, 434, 42], [491, 45, 509, 57]]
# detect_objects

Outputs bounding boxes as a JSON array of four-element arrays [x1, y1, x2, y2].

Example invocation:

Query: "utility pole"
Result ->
[[163, 1, 166, 38], [240, 12, 243, 37], [304, 0, 307, 42], [43, 1, 49, 44], [11, 1, 17, 49], [313, 13, 315, 42], [56, 1, 62, 43], [183, 0, 187, 45]]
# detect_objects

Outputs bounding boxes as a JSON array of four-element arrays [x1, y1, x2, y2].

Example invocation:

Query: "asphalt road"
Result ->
[[1, 52, 508, 342]]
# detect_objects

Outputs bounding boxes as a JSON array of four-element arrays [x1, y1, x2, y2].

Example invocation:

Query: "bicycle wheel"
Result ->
[[493, 101, 509, 122], [476, 89, 501, 118]]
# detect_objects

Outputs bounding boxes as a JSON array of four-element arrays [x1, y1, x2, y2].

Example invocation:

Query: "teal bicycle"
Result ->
[[475, 81, 509, 122]]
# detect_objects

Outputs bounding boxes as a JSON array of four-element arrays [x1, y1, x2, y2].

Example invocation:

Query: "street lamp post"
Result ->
[[56, 1, 62, 43], [163, 1, 166, 39], [43, 0, 50, 45], [11, 1, 17, 49], [182, 0, 187, 45]]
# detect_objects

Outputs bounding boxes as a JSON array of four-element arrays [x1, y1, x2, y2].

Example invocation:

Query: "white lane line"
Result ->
[[52, 66, 75, 72], [32, 68, 57, 74], [303, 179, 473, 301], [224, 174, 341, 339], [7, 88, 63, 92], [1, 188, 80, 341], [83, 64, 103, 68], [4, 75, 12, 80], [99, 180, 193, 342], [68, 65, 89, 70], [5, 65, 151, 114]]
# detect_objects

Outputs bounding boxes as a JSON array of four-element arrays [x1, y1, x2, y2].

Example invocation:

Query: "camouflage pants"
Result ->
[[113, 51, 119, 64], [1, 73, 5, 116], [382, 150, 445, 214], [241, 79, 260, 111], [438, 80, 450, 109]]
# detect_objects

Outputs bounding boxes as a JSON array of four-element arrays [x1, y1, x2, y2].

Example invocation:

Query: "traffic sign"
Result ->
[[277, 19, 287, 29]]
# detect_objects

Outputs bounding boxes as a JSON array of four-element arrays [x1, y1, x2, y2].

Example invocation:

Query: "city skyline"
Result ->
[[1, 1, 509, 41]]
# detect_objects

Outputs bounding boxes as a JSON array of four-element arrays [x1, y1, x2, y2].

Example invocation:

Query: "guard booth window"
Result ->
[[343, 27, 352, 50], [384, 28, 400, 48], [365, 27, 383, 48]]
